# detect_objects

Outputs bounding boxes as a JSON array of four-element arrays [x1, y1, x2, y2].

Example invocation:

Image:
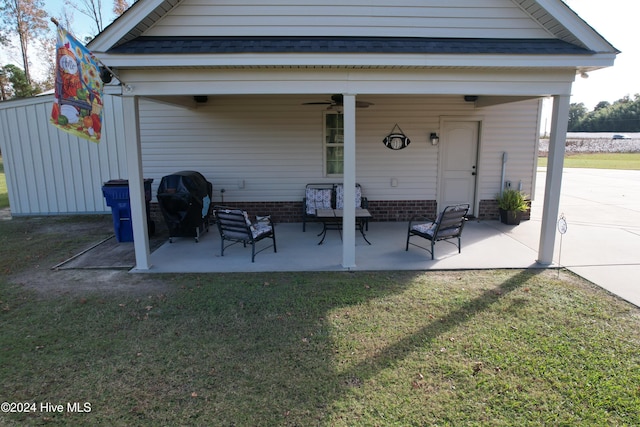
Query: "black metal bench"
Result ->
[[302, 183, 368, 231]]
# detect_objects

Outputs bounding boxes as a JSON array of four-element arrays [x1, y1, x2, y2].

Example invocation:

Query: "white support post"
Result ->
[[537, 94, 570, 265], [342, 94, 357, 268], [122, 95, 152, 270]]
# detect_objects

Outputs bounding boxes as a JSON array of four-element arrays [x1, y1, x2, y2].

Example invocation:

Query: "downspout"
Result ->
[[500, 152, 508, 193]]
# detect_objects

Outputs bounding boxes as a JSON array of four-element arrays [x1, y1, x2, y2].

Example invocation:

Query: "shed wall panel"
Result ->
[[0, 95, 128, 215]]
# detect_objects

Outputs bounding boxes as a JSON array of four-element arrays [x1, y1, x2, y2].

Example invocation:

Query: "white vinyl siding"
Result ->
[[138, 95, 539, 204], [0, 94, 540, 215], [139, 96, 324, 203], [476, 99, 542, 201], [145, 0, 551, 39]]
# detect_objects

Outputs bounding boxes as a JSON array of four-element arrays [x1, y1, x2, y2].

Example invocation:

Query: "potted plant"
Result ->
[[496, 188, 529, 225]]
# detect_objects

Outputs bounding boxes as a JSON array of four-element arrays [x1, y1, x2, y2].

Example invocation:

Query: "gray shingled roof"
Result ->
[[109, 36, 593, 55]]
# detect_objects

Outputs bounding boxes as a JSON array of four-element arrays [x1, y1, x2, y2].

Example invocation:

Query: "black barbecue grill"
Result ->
[[157, 171, 213, 242]]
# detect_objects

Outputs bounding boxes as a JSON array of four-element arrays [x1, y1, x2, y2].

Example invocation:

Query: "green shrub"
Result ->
[[496, 188, 528, 212]]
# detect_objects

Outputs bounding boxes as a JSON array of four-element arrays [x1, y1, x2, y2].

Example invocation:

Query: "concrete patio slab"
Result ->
[[145, 219, 544, 274]]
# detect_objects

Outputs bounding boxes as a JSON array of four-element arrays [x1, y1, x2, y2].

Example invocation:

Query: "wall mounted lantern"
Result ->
[[430, 132, 440, 145]]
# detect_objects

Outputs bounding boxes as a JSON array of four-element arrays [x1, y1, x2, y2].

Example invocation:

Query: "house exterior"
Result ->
[[0, 0, 617, 270]]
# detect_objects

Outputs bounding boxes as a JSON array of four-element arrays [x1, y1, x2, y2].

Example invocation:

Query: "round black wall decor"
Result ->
[[383, 124, 410, 150]]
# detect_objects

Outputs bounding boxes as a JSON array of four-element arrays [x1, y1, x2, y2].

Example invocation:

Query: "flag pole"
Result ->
[[50, 17, 131, 91]]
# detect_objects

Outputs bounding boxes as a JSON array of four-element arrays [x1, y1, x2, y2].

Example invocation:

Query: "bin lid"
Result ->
[[103, 179, 153, 186]]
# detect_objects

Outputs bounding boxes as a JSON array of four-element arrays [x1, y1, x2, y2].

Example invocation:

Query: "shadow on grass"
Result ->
[[124, 269, 541, 424], [344, 268, 543, 375], [0, 268, 543, 425]]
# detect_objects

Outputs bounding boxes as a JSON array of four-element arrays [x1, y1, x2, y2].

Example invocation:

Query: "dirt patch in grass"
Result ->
[[10, 268, 173, 298], [2, 215, 173, 298]]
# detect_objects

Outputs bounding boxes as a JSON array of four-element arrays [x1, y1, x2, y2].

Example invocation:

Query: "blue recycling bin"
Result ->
[[102, 179, 153, 242]]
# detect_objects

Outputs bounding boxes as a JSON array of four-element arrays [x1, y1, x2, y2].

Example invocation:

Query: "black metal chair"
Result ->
[[214, 206, 277, 262], [405, 204, 470, 260]]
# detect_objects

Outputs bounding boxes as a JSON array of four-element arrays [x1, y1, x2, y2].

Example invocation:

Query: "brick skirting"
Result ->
[[150, 199, 531, 228], [478, 199, 531, 221], [365, 200, 437, 222]]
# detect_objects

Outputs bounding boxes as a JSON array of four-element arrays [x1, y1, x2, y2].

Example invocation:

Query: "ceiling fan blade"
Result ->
[[331, 94, 374, 107], [303, 94, 374, 108], [356, 101, 374, 108]]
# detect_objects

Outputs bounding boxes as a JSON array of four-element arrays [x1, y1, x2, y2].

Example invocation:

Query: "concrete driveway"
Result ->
[[532, 168, 640, 307]]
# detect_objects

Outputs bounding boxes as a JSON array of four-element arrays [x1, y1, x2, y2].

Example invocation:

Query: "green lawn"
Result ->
[[538, 152, 640, 170], [0, 216, 639, 426], [0, 156, 8, 209]]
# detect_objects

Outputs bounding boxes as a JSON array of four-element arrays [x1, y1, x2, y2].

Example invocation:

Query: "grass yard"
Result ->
[[0, 156, 8, 209], [0, 217, 639, 425], [538, 152, 640, 170]]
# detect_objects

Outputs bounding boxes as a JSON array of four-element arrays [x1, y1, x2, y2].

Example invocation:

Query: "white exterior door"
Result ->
[[438, 120, 479, 215]]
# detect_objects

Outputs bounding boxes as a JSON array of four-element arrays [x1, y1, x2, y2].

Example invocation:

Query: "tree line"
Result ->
[[569, 95, 640, 132], [0, 0, 130, 101]]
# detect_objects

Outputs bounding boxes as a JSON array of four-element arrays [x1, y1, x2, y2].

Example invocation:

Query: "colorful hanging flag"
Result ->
[[50, 26, 104, 143]]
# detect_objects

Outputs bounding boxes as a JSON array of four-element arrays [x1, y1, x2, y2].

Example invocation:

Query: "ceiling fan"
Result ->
[[302, 94, 374, 109]]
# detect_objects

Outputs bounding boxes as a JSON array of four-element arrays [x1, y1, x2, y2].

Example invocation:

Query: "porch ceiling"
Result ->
[[138, 94, 545, 111]]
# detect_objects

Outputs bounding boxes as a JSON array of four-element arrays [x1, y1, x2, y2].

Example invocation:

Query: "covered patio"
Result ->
[[145, 218, 544, 273], [56, 166, 640, 307], [82, 0, 618, 274]]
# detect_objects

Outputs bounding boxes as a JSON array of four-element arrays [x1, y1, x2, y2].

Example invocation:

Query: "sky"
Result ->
[[44, 0, 116, 41], [3, 0, 637, 111], [563, 0, 639, 109]]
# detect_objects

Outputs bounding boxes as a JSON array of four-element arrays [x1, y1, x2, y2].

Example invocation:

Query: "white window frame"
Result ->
[[323, 111, 344, 177]]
